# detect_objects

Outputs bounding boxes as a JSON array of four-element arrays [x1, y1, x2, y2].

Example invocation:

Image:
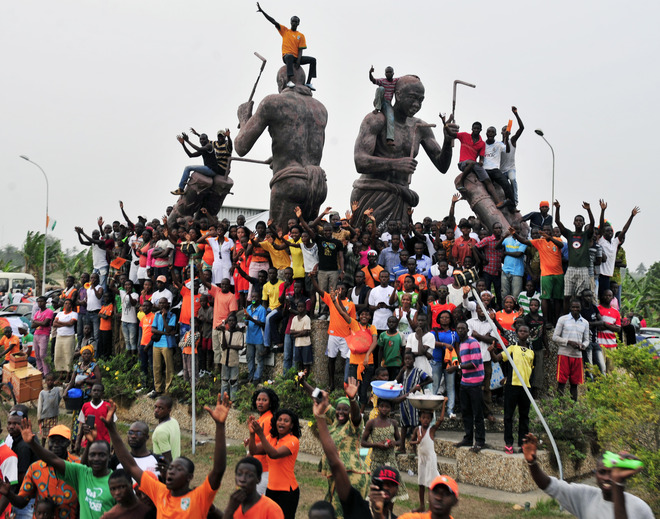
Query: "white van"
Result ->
[[0, 273, 36, 296]]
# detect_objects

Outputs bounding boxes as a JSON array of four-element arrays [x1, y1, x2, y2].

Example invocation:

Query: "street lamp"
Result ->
[[19, 155, 49, 296], [535, 129, 556, 217]]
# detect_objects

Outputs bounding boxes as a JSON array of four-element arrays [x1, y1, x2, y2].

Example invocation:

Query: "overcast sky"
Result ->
[[2, 0, 657, 271]]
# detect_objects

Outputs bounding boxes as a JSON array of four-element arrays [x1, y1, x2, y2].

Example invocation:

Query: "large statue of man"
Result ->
[[234, 66, 328, 229], [352, 75, 458, 227]]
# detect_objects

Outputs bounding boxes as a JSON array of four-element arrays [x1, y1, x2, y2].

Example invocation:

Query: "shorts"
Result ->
[[458, 160, 488, 181], [326, 335, 350, 359], [201, 337, 212, 351], [540, 274, 564, 300], [557, 355, 583, 385], [293, 345, 313, 365], [564, 267, 591, 297]]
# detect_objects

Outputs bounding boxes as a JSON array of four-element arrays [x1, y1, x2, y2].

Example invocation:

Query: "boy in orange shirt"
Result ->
[[0, 327, 21, 363], [104, 393, 231, 519], [138, 300, 155, 390]]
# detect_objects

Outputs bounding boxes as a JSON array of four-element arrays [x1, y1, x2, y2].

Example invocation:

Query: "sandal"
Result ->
[[504, 445, 514, 455]]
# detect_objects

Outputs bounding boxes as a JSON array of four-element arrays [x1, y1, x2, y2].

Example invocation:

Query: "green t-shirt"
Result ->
[[378, 331, 403, 367], [561, 227, 593, 268], [62, 461, 114, 519], [152, 418, 181, 459]]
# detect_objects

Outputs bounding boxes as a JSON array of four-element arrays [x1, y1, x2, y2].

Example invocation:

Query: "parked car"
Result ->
[[0, 303, 33, 318]]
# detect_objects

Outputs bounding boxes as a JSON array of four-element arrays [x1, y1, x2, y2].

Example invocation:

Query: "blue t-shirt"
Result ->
[[502, 237, 527, 276], [153, 311, 177, 348], [432, 329, 459, 362], [246, 304, 266, 344]]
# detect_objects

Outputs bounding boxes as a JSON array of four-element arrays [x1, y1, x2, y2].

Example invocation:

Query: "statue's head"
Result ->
[[276, 65, 306, 93], [394, 75, 424, 118]]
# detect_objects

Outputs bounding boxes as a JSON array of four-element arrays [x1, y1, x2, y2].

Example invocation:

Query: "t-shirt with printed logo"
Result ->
[[561, 228, 593, 268], [314, 236, 343, 271], [61, 461, 113, 519]]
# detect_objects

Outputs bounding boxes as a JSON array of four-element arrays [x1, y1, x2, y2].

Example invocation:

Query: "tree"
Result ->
[[20, 231, 63, 291], [622, 262, 660, 327], [634, 262, 647, 277]]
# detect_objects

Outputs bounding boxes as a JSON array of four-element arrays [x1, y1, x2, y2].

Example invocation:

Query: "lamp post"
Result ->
[[534, 129, 555, 218], [19, 155, 49, 296]]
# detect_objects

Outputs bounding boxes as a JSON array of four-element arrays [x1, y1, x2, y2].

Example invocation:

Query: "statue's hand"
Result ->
[[391, 157, 418, 176], [237, 101, 254, 125], [443, 123, 459, 139]]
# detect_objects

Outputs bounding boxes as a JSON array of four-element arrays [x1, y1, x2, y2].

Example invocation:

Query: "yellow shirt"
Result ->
[[287, 237, 305, 278], [259, 241, 291, 270], [277, 25, 307, 57], [502, 344, 535, 387], [262, 280, 284, 310]]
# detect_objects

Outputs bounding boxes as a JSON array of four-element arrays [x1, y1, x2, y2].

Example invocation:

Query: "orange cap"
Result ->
[[48, 425, 72, 440], [539, 201, 550, 208], [430, 475, 459, 497]]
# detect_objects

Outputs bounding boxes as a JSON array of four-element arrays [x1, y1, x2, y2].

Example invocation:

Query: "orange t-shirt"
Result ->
[[209, 286, 239, 329], [277, 26, 307, 57], [348, 319, 377, 365], [140, 312, 155, 345], [530, 238, 563, 277], [266, 433, 299, 491], [139, 472, 217, 519], [254, 410, 273, 473], [233, 495, 284, 519], [361, 265, 385, 289], [496, 309, 519, 346], [0, 336, 21, 361], [429, 301, 456, 326], [321, 293, 356, 338], [399, 513, 453, 519], [179, 287, 201, 326], [99, 304, 113, 332], [199, 242, 215, 266], [397, 273, 428, 291]]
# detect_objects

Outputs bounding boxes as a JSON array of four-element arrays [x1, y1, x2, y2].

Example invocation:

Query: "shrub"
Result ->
[[97, 353, 144, 406]]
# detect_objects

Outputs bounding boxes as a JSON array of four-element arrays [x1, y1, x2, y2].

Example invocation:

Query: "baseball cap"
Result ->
[[373, 465, 401, 485], [539, 201, 550, 208], [48, 425, 72, 440], [430, 475, 459, 497], [156, 275, 167, 283], [367, 250, 378, 256]]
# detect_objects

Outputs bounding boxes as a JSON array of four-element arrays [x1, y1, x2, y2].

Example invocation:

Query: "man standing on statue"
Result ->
[[257, 2, 316, 90], [352, 75, 458, 227]]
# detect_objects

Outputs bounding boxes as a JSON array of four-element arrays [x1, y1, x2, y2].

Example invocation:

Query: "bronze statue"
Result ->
[[234, 66, 328, 229], [352, 75, 458, 228]]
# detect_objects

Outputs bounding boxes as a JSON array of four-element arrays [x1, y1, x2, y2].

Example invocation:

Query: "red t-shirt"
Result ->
[[456, 132, 485, 162], [79, 401, 113, 446]]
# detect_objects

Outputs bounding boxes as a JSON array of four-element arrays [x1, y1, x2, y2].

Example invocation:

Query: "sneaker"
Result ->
[[305, 83, 316, 91], [504, 445, 514, 455], [454, 439, 472, 448], [147, 390, 161, 399], [286, 81, 295, 88], [471, 443, 484, 453], [170, 188, 184, 195], [449, 413, 457, 420]]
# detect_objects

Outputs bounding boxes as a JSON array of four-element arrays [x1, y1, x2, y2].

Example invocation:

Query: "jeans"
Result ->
[[482, 360, 493, 417], [283, 54, 317, 82], [502, 168, 518, 205], [121, 322, 139, 351], [445, 371, 456, 415], [13, 498, 34, 519], [585, 340, 606, 377], [431, 361, 455, 414], [460, 384, 485, 445], [374, 87, 395, 141], [33, 334, 49, 375], [482, 271, 502, 307], [179, 165, 217, 189], [246, 343, 265, 382], [264, 309, 280, 348], [486, 168, 515, 203], [221, 365, 239, 400], [93, 266, 109, 289], [501, 272, 524, 300], [139, 343, 153, 387], [504, 385, 530, 447], [76, 313, 90, 347], [87, 311, 100, 345], [283, 334, 293, 374]]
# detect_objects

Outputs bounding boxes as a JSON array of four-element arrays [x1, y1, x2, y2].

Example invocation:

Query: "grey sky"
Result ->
[[1, 0, 656, 270]]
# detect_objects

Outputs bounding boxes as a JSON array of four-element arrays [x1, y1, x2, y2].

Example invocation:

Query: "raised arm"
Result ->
[[509, 227, 531, 246], [331, 290, 352, 324], [256, 2, 280, 29], [103, 402, 144, 484], [618, 206, 640, 242], [295, 206, 316, 239], [599, 199, 607, 230], [118, 201, 135, 230], [522, 433, 551, 490], [20, 418, 66, 474], [553, 201, 566, 234], [583, 202, 595, 231], [204, 392, 231, 490], [510, 106, 524, 146]]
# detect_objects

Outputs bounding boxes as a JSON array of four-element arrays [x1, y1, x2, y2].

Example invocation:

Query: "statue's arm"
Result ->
[[420, 123, 458, 174], [234, 100, 270, 157], [354, 116, 416, 178]]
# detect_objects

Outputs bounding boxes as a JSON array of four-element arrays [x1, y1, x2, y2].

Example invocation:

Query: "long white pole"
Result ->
[[20, 156, 49, 295], [470, 287, 564, 481], [190, 257, 196, 454]]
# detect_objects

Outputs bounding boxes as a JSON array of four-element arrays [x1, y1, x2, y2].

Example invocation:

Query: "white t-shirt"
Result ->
[[406, 331, 434, 376], [290, 315, 312, 347], [467, 317, 496, 362], [152, 289, 173, 305], [368, 285, 395, 329], [55, 311, 78, 336], [119, 290, 139, 324], [117, 453, 160, 481], [597, 236, 620, 277], [152, 239, 174, 269], [483, 141, 507, 170], [91, 243, 108, 269], [500, 140, 516, 171], [300, 242, 319, 273]]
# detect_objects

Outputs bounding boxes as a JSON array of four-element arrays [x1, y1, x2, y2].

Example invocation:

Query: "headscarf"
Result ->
[[335, 397, 351, 408], [80, 344, 94, 357]]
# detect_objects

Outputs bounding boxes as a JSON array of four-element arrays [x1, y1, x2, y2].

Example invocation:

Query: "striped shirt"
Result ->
[[597, 305, 620, 348], [459, 337, 484, 386], [553, 313, 589, 358], [375, 77, 398, 102], [213, 139, 231, 173]]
